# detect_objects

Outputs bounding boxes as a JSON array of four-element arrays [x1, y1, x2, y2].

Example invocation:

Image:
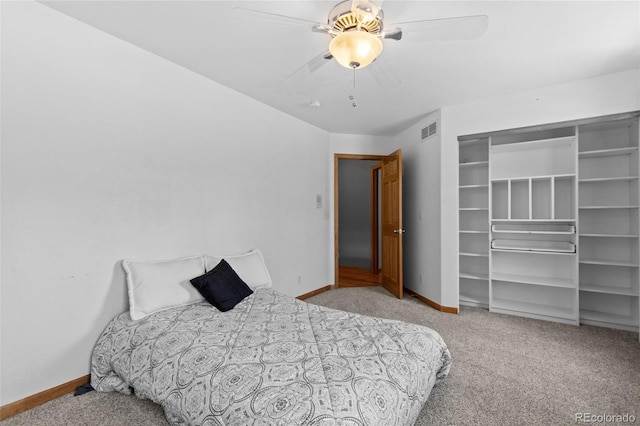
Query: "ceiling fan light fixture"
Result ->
[[329, 30, 383, 69]]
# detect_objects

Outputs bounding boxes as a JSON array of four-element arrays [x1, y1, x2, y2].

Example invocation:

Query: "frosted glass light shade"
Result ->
[[329, 31, 383, 69]]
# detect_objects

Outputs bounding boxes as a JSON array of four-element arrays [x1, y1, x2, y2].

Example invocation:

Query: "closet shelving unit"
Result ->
[[459, 138, 490, 308], [578, 118, 639, 331], [457, 112, 640, 336], [489, 132, 579, 325]]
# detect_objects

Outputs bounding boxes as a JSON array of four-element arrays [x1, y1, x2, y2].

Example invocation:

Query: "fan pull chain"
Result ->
[[349, 66, 358, 108], [353, 66, 356, 90]]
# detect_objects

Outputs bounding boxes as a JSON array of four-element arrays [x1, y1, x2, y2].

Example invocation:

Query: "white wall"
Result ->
[[393, 111, 443, 302], [439, 69, 640, 308], [0, 2, 330, 405]]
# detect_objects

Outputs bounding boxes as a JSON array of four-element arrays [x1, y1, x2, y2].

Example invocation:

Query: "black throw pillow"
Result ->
[[190, 259, 253, 312]]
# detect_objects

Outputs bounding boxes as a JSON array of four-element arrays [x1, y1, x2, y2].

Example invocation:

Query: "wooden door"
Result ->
[[381, 149, 403, 298]]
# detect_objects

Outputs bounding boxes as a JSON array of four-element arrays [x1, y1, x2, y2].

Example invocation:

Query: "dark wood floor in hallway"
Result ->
[[337, 265, 381, 287]]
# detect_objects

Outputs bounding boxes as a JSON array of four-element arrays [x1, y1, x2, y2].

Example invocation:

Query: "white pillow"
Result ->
[[122, 255, 205, 320], [204, 249, 272, 290]]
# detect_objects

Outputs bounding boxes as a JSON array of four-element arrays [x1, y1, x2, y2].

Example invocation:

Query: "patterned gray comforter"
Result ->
[[91, 288, 451, 425]]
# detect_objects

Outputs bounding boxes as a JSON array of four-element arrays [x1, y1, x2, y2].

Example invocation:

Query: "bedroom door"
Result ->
[[381, 149, 404, 298]]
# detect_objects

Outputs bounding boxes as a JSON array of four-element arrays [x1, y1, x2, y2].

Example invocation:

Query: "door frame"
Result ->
[[370, 163, 382, 274], [334, 153, 386, 286]]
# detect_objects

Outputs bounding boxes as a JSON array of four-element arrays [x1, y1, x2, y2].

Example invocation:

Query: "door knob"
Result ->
[[393, 229, 406, 234]]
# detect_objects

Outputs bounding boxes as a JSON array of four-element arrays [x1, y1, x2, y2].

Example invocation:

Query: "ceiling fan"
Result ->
[[231, 0, 488, 85]]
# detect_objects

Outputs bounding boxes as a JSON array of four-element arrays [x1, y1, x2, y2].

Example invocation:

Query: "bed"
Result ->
[[91, 251, 451, 425]]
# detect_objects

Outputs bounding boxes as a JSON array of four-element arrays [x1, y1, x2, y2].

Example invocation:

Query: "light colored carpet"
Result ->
[[2, 286, 639, 425]]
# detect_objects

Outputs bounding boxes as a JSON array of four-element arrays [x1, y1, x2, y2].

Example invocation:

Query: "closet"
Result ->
[[458, 112, 640, 335]]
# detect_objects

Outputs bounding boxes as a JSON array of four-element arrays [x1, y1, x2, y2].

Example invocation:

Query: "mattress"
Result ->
[[91, 288, 451, 425]]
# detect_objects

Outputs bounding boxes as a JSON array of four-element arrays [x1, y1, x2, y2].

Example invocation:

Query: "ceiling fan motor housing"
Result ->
[[327, 0, 384, 35]]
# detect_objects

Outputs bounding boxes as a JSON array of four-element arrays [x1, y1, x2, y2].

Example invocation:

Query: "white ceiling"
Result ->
[[42, 1, 640, 136]]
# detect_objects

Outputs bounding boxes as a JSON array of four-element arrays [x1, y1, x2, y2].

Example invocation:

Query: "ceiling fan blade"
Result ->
[[382, 28, 403, 41], [230, 7, 331, 33], [387, 15, 489, 41], [285, 51, 334, 85]]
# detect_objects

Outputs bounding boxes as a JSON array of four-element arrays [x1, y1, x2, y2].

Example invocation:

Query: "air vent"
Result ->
[[421, 121, 438, 141]]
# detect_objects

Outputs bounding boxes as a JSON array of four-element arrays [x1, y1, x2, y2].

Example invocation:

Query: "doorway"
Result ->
[[336, 156, 382, 287], [334, 150, 404, 298]]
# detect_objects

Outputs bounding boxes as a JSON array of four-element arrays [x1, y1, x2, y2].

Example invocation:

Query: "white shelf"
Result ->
[[492, 299, 576, 322], [492, 223, 575, 234], [459, 161, 488, 168], [492, 136, 576, 153], [491, 173, 575, 182], [460, 230, 489, 234], [580, 309, 639, 328], [493, 229, 575, 235], [491, 219, 576, 223], [492, 272, 576, 289], [579, 205, 639, 209], [579, 176, 639, 183], [579, 258, 639, 267], [580, 285, 639, 297], [579, 147, 639, 158], [491, 239, 576, 253], [460, 296, 489, 308], [580, 233, 638, 238], [459, 207, 489, 211], [460, 251, 489, 258], [459, 272, 489, 281], [459, 184, 489, 189], [492, 249, 576, 256]]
